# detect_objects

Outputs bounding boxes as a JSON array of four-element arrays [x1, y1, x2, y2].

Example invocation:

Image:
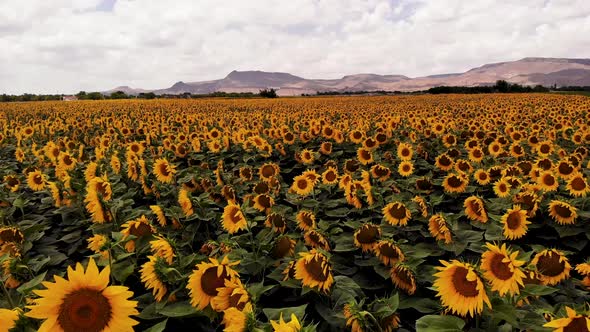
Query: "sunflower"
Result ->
[[187, 256, 240, 310], [150, 236, 175, 264], [357, 147, 374, 165], [442, 173, 468, 194], [463, 196, 488, 223], [537, 170, 559, 192], [373, 240, 405, 266], [566, 173, 590, 197], [321, 167, 339, 185], [548, 200, 578, 225], [3, 175, 20, 192], [270, 313, 301, 332], [544, 306, 590, 332], [296, 210, 316, 231], [343, 303, 368, 332], [299, 149, 315, 165], [211, 278, 250, 312], [303, 230, 331, 251], [265, 213, 287, 233], [253, 194, 274, 212], [222, 202, 248, 234], [0, 308, 20, 332], [222, 303, 252, 332], [412, 195, 428, 217], [272, 236, 296, 259], [500, 205, 529, 240], [473, 169, 491, 185], [398, 161, 414, 177], [87, 234, 109, 259], [239, 167, 253, 181], [294, 249, 334, 292], [290, 175, 314, 196], [353, 224, 381, 252], [26, 257, 139, 332], [27, 170, 46, 191], [435, 153, 454, 171], [532, 249, 571, 285], [153, 158, 176, 184], [390, 264, 417, 295], [259, 163, 279, 181], [150, 205, 167, 226], [0, 227, 24, 245], [433, 260, 491, 317], [493, 178, 512, 198], [140, 255, 168, 302], [178, 188, 194, 217], [382, 201, 411, 226], [370, 164, 391, 182], [428, 214, 452, 244], [121, 215, 156, 252], [380, 313, 401, 332], [575, 262, 590, 276], [320, 141, 333, 155], [480, 243, 525, 296]]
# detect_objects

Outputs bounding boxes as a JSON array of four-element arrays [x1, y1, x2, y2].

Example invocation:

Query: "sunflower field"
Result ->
[[1, 94, 590, 332]]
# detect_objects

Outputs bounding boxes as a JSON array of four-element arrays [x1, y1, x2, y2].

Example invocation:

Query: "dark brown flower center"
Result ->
[[261, 165, 275, 178], [388, 204, 407, 220], [201, 267, 229, 296], [536, 252, 566, 277], [356, 225, 379, 244], [553, 204, 572, 218], [58, 289, 112, 332], [272, 237, 293, 258], [570, 177, 586, 191], [447, 176, 463, 188], [452, 267, 479, 297], [506, 211, 522, 230], [296, 179, 309, 190], [490, 253, 513, 280], [304, 256, 329, 282], [564, 317, 590, 332]]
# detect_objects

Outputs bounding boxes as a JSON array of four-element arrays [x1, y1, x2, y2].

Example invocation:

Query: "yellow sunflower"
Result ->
[[537, 170, 559, 192], [480, 243, 525, 296], [253, 194, 274, 212], [357, 147, 374, 165], [493, 178, 512, 198], [290, 175, 314, 196], [463, 196, 488, 223], [272, 236, 296, 259], [178, 188, 194, 217], [397, 142, 413, 161], [544, 306, 590, 332], [353, 224, 381, 252], [265, 213, 287, 233], [500, 205, 530, 240], [296, 210, 316, 231], [566, 173, 590, 197], [153, 158, 176, 184], [531, 249, 571, 285], [150, 236, 175, 264], [187, 256, 240, 310], [548, 200, 578, 225], [140, 255, 168, 302], [222, 303, 252, 332], [382, 201, 411, 226], [121, 215, 156, 252], [473, 169, 491, 186], [270, 313, 301, 332], [259, 163, 279, 181], [26, 257, 139, 332], [0, 308, 20, 332], [435, 153, 454, 171], [86, 234, 109, 259], [390, 264, 417, 295], [321, 167, 339, 185], [433, 260, 491, 317], [442, 173, 468, 194], [303, 230, 331, 251], [294, 249, 334, 293], [428, 214, 452, 244], [398, 161, 414, 177], [373, 240, 405, 266], [211, 278, 250, 312], [222, 202, 248, 234], [27, 170, 46, 191], [150, 205, 167, 226]]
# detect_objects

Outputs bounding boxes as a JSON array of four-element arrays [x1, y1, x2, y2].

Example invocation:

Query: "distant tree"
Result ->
[[110, 91, 128, 99], [139, 92, 156, 99], [495, 80, 509, 93], [86, 92, 104, 100], [259, 88, 278, 98]]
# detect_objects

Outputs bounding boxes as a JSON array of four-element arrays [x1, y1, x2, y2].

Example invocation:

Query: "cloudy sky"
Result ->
[[1, 0, 589, 94]]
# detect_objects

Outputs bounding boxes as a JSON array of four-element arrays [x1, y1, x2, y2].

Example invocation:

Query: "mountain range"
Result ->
[[105, 57, 590, 96]]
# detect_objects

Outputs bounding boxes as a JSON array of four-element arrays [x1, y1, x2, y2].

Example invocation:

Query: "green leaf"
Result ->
[[415, 315, 465, 332], [248, 282, 276, 302], [263, 304, 307, 321], [17, 271, 47, 294], [159, 302, 199, 318], [521, 284, 558, 296], [398, 297, 440, 313], [144, 319, 168, 332], [112, 262, 135, 283]]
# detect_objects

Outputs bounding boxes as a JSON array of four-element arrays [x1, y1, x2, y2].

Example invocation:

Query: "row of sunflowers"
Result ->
[[0, 94, 589, 331]]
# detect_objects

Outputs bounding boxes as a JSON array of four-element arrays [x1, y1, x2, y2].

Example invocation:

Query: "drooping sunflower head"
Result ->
[[303, 229, 331, 251], [428, 213, 452, 244], [210, 277, 250, 313], [253, 194, 274, 212], [0, 227, 24, 246], [463, 196, 488, 223], [353, 224, 381, 253], [390, 263, 417, 295], [140, 255, 169, 302], [222, 202, 248, 234], [296, 210, 316, 231], [300, 149, 315, 165], [433, 260, 491, 317], [480, 243, 526, 296], [187, 256, 240, 310], [121, 215, 156, 252], [294, 249, 334, 293], [548, 200, 578, 225], [373, 240, 405, 267], [272, 236, 296, 259], [382, 201, 411, 226], [26, 257, 139, 332], [531, 249, 571, 286], [265, 213, 287, 233]]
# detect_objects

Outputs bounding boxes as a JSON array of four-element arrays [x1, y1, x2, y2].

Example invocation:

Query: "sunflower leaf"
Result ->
[[16, 271, 47, 294], [144, 319, 168, 332], [415, 315, 465, 332]]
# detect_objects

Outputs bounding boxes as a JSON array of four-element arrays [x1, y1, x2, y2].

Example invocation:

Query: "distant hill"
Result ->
[[105, 57, 590, 96]]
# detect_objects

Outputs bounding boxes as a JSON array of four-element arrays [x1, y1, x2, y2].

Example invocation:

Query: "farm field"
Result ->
[[1, 94, 590, 331]]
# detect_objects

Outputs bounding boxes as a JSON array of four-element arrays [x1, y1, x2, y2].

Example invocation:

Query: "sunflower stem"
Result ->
[[1, 279, 15, 308]]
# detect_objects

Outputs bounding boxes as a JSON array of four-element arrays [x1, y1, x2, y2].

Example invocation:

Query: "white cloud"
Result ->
[[1, 0, 589, 94]]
